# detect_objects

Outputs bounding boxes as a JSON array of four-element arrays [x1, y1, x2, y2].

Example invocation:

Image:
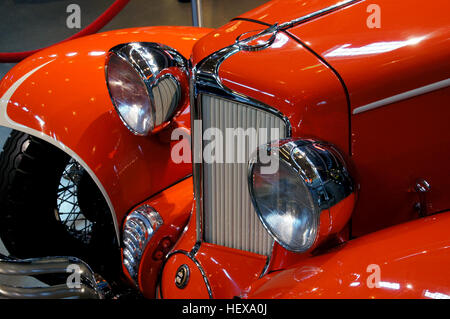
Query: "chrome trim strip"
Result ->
[[0, 60, 120, 241], [259, 250, 273, 279], [353, 78, 450, 115], [191, 44, 292, 244], [278, 0, 361, 29]]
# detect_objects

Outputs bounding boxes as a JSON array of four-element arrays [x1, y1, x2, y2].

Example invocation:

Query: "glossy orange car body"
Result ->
[[0, 0, 449, 299]]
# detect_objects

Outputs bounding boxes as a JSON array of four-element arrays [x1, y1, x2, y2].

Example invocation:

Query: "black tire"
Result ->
[[0, 130, 120, 280]]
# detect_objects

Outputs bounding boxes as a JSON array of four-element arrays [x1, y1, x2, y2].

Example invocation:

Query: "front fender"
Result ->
[[0, 26, 212, 238], [244, 211, 450, 299]]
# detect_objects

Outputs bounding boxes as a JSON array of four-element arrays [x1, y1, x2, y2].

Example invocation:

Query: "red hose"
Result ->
[[0, 0, 130, 63]]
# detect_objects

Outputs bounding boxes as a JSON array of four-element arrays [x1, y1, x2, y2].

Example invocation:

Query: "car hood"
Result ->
[[191, 18, 350, 156]]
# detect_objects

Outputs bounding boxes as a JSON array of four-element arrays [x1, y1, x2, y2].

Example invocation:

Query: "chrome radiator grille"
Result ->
[[201, 94, 286, 256]]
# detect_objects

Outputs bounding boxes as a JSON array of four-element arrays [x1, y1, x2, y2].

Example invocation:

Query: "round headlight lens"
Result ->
[[106, 53, 154, 135], [249, 139, 355, 253], [250, 156, 319, 252], [106, 42, 188, 135]]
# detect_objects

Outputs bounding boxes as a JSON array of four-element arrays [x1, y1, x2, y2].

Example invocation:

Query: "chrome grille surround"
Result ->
[[191, 44, 292, 256]]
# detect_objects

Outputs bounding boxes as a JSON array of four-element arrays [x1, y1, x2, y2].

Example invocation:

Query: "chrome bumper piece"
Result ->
[[0, 254, 109, 299]]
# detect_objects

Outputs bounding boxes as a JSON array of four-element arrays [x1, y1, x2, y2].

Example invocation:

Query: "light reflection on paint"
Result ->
[[210, 257, 219, 265], [379, 281, 400, 290], [325, 37, 426, 57], [224, 79, 275, 97], [424, 290, 450, 299], [271, 33, 289, 49], [88, 51, 106, 56], [34, 115, 45, 128]]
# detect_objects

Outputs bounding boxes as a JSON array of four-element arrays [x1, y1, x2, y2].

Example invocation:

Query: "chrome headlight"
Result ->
[[248, 139, 355, 252], [105, 42, 189, 135]]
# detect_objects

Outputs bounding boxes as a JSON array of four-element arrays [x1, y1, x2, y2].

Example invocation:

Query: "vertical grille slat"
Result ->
[[201, 94, 286, 256]]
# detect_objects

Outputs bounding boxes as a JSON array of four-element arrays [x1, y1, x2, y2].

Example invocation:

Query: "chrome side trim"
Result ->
[[191, 44, 292, 244], [353, 78, 450, 115], [0, 60, 120, 241]]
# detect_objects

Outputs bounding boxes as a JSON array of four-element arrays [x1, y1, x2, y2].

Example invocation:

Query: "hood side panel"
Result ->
[[287, 0, 450, 112]]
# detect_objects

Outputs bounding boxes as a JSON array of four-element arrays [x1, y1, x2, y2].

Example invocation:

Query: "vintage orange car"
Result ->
[[0, 0, 449, 299]]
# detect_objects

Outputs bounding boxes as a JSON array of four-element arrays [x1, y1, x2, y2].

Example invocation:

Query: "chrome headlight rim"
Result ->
[[248, 138, 355, 253], [105, 42, 189, 136]]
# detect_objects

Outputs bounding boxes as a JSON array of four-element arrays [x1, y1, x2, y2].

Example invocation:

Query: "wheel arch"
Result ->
[[0, 26, 211, 239]]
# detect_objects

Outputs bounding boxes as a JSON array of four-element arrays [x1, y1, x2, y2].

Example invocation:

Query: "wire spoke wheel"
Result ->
[[56, 159, 93, 245], [0, 130, 120, 281]]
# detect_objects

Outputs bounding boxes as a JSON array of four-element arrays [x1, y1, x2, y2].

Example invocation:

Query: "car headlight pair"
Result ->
[[249, 139, 355, 252], [106, 43, 355, 255], [105, 42, 189, 135]]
